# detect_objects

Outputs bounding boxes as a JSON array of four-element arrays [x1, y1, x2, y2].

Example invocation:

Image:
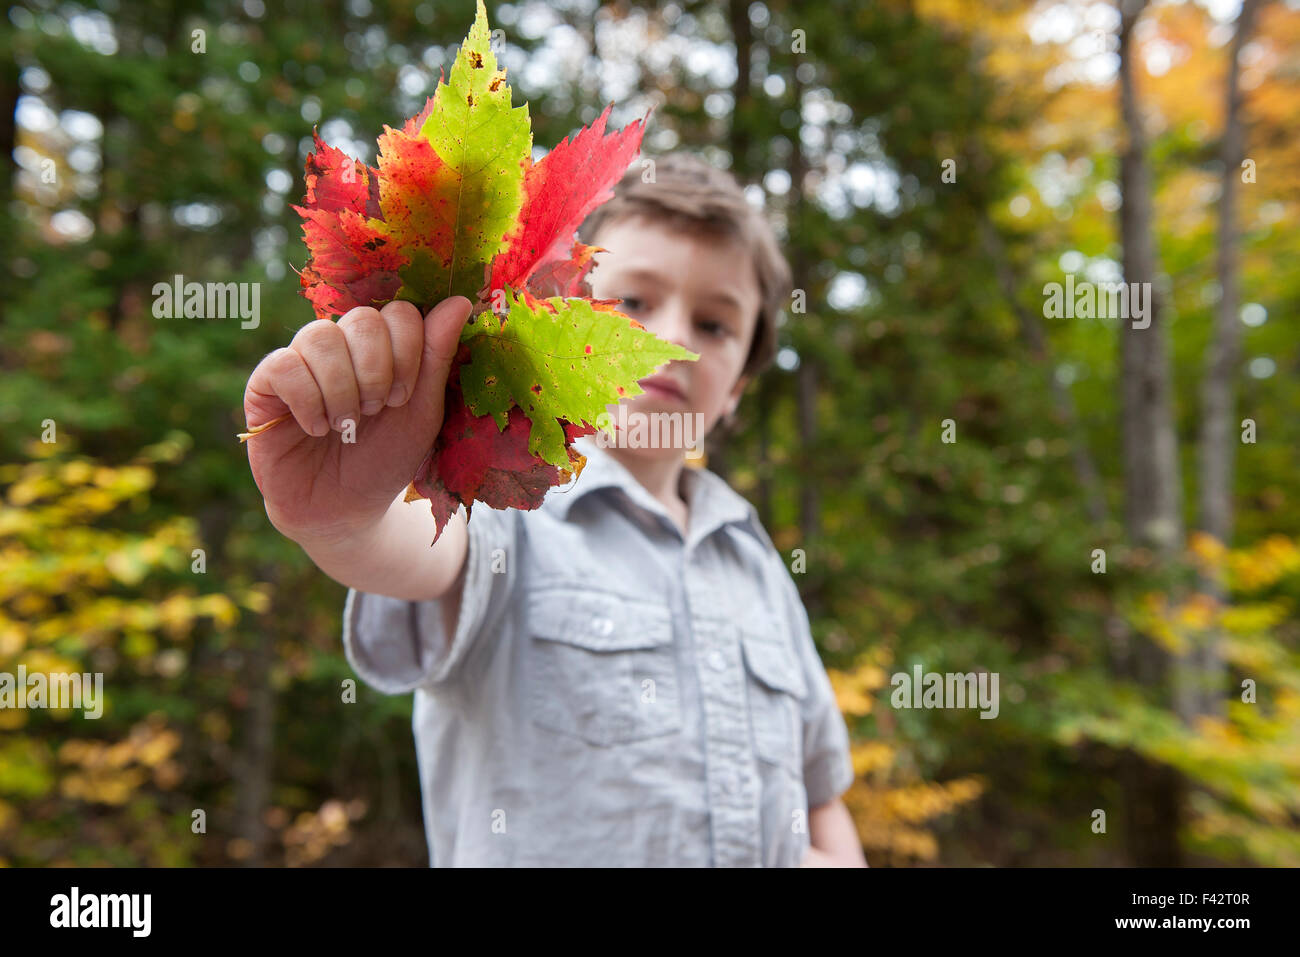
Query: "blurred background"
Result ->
[[2, 0, 1297, 866]]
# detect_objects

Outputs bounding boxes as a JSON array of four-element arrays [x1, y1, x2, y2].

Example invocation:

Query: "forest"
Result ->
[[2, 0, 1298, 866]]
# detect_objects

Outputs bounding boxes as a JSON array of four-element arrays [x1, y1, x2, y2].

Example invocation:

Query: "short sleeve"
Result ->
[[341, 505, 520, 694], [778, 565, 855, 809]]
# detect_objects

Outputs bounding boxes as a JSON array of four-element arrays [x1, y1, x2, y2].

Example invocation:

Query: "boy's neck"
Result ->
[[603, 445, 690, 536]]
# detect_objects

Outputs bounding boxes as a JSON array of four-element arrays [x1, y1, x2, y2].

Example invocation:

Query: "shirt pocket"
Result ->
[[739, 625, 807, 775], [527, 588, 681, 747]]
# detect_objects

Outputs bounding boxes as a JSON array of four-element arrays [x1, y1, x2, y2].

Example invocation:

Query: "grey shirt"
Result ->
[[342, 434, 855, 866]]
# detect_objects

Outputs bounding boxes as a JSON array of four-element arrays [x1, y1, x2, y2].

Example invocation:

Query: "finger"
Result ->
[[405, 299, 478, 436], [338, 306, 394, 416], [408, 297, 474, 427], [377, 300, 424, 408], [425, 296, 474, 365], [291, 318, 360, 433], [245, 346, 329, 437]]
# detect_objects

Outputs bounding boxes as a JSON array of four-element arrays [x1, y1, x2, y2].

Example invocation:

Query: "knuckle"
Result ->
[[379, 300, 421, 322], [268, 347, 306, 381], [338, 306, 383, 326], [295, 318, 343, 351], [340, 316, 386, 345]]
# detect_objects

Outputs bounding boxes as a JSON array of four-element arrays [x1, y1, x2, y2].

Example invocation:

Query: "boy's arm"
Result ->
[[767, 553, 862, 866], [243, 297, 486, 681], [802, 798, 868, 867], [338, 499, 519, 694], [243, 296, 474, 610], [295, 490, 468, 605]]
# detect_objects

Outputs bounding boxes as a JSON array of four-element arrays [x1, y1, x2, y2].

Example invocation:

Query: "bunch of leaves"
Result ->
[[285, 0, 695, 540], [0, 438, 266, 865], [1049, 534, 1300, 866]]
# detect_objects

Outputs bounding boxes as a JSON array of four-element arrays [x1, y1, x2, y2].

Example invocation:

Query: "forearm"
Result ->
[[295, 492, 468, 602], [802, 798, 868, 867]]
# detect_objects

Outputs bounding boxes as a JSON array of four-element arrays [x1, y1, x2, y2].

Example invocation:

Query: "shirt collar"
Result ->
[[546, 435, 765, 547]]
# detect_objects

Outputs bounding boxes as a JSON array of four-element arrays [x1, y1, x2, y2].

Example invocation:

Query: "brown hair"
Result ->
[[577, 152, 792, 378]]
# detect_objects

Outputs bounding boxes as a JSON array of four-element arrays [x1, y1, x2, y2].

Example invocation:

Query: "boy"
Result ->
[[243, 152, 864, 867]]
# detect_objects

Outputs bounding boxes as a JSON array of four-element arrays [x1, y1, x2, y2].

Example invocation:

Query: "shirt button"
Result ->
[[708, 651, 726, 672], [592, 617, 614, 636]]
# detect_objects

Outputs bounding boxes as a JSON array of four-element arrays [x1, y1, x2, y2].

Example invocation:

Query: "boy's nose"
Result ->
[[653, 301, 693, 350]]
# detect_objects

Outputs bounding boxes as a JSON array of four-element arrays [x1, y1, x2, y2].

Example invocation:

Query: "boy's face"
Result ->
[[587, 215, 762, 451]]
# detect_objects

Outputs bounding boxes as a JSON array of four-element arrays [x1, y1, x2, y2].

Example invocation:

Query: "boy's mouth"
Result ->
[[637, 375, 687, 402]]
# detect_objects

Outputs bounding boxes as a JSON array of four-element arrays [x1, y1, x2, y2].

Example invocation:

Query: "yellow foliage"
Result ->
[[1135, 592, 1188, 655], [828, 654, 890, 717], [1220, 602, 1288, 635], [56, 715, 182, 806], [851, 741, 895, 776], [1226, 535, 1300, 591], [1176, 593, 1219, 630], [60, 767, 146, 805], [839, 730, 984, 865], [238, 585, 272, 615], [0, 449, 258, 861], [1189, 530, 1228, 568], [1115, 534, 1300, 865], [279, 798, 366, 867], [19, 649, 82, 676]]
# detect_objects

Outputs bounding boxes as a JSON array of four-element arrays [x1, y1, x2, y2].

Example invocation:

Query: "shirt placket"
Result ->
[[684, 553, 762, 868]]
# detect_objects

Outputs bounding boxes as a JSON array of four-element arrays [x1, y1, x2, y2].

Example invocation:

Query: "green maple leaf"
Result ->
[[460, 288, 698, 467], [380, 0, 532, 304]]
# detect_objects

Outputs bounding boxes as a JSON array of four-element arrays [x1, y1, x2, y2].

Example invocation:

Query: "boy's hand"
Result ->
[[242, 297, 473, 546]]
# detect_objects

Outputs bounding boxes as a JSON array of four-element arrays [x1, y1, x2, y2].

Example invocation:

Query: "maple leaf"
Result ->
[[460, 287, 693, 468], [377, 9, 532, 306], [294, 207, 405, 322], [292, 132, 397, 321], [301, 130, 381, 219], [485, 104, 649, 300], [406, 346, 596, 536], [275, 0, 698, 543], [528, 241, 602, 299]]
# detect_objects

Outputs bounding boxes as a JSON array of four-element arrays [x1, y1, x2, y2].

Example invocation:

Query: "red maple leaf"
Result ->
[[293, 131, 402, 321], [483, 104, 650, 301], [302, 130, 381, 218], [401, 90, 438, 137]]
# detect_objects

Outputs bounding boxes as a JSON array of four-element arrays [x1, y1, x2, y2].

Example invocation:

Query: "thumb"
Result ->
[[406, 296, 474, 436]]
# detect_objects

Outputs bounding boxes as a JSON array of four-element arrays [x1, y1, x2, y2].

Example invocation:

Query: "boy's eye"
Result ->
[[697, 318, 728, 337], [620, 296, 644, 313]]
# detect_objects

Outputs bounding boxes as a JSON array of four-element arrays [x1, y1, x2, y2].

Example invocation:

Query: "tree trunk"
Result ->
[[1195, 0, 1263, 718], [1118, 0, 1183, 560], [728, 0, 753, 182], [789, 64, 820, 555], [233, 565, 279, 865], [709, 0, 760, 485], [0, 34, 20, 326], [1115, 0, 1186, 866]]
